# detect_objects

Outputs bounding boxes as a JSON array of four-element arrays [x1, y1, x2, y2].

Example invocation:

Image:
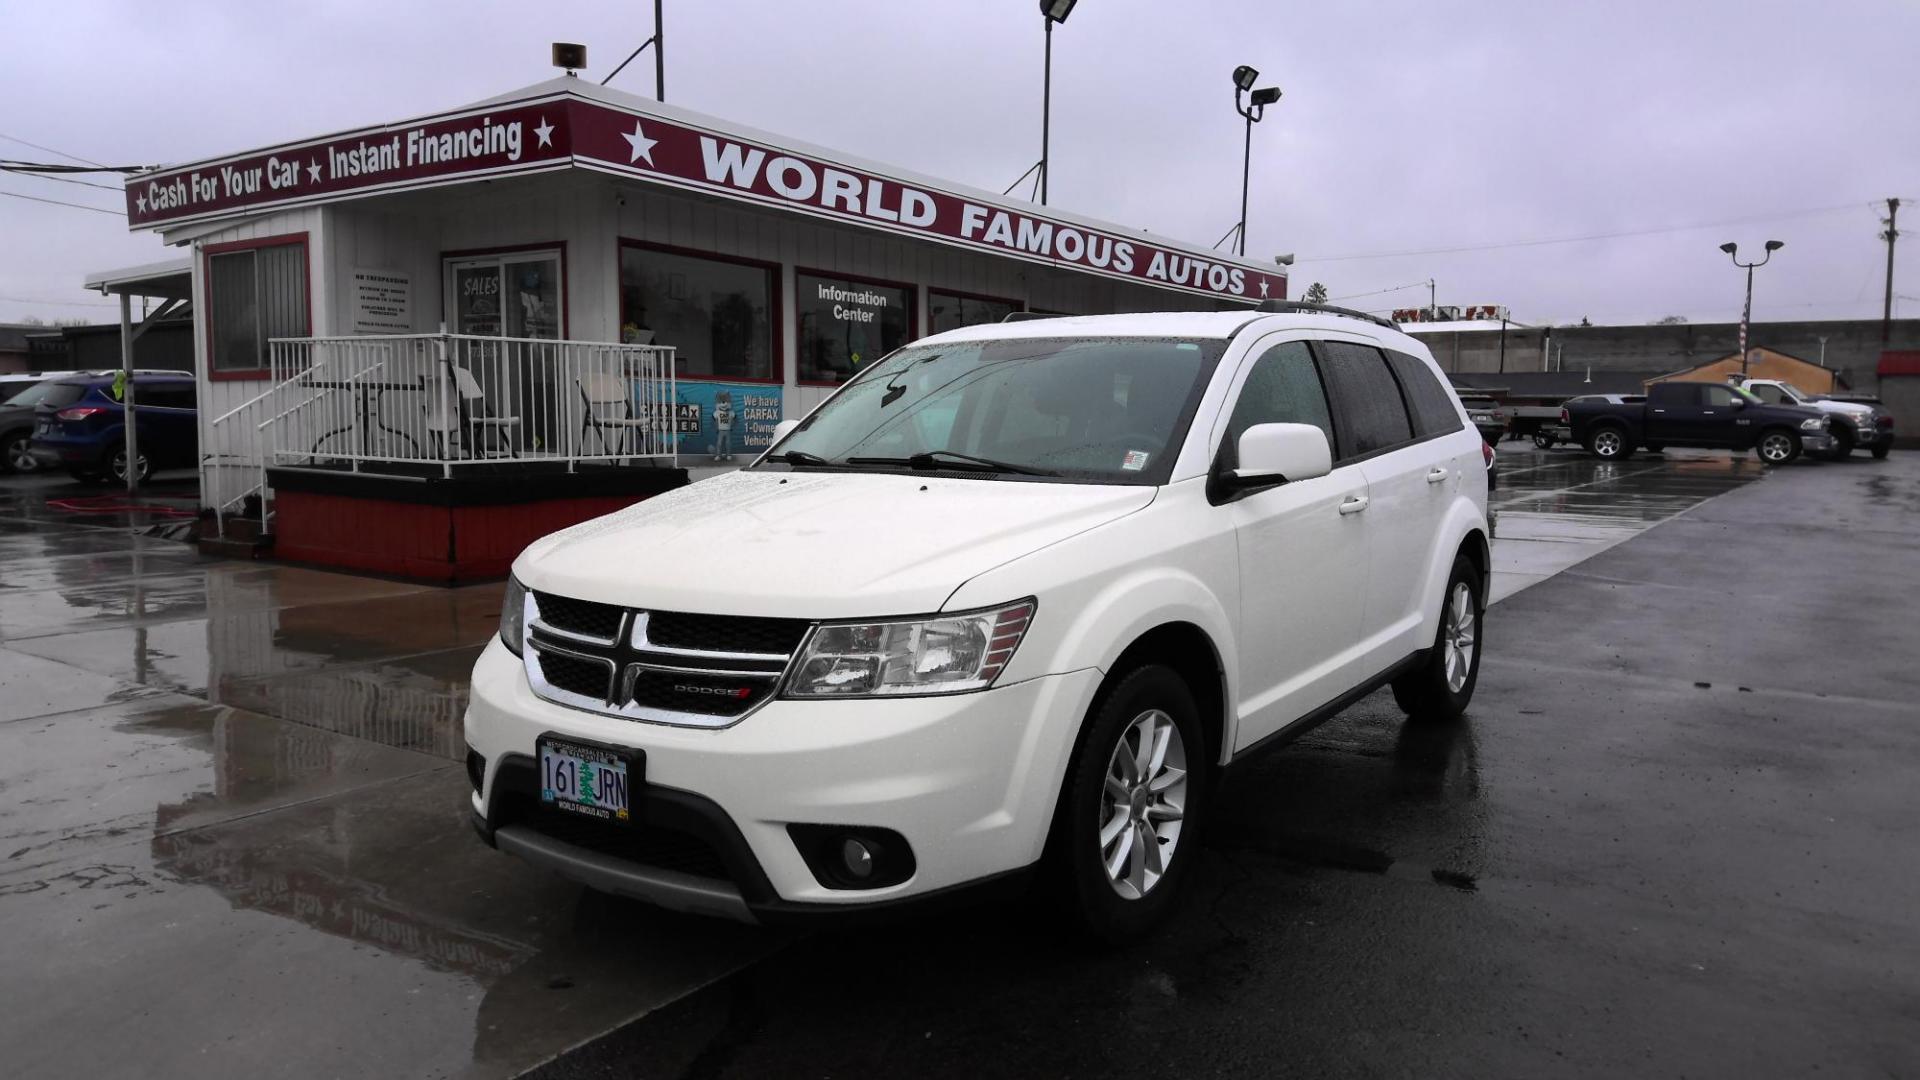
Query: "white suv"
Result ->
[[464, 305, 1491, 938]]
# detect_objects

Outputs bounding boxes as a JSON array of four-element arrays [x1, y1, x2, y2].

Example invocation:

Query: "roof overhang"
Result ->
[[123, 78, 1286, 306], [83, 257, 194, 300]]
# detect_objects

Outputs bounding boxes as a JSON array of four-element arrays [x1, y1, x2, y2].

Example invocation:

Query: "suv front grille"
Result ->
[[646, 611, 811, 655], [534, 593, 624, 642], [525, 591, 809, 728]]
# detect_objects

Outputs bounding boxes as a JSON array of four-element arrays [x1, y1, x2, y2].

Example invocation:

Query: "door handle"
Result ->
[[1652, 408, 1666, 413], [1701, 410, 1715, 415], [1339, 495, 1370, 515], [1426, 467, 1449, 483]]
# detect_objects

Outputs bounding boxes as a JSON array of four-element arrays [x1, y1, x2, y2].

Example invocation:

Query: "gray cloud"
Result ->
[[2, 0, 1914, 326]]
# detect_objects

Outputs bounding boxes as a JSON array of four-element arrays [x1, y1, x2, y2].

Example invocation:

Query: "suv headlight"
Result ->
[[499, 575, 527, 656], [783, 599, 1036, 698], [1800, 417, 1827, 431]]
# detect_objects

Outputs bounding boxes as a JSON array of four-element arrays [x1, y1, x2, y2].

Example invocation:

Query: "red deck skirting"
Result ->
[[273, 490, 654, 583]]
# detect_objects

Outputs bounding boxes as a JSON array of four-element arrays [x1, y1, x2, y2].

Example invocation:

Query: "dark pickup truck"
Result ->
[[1563, 381, 1834, 465]]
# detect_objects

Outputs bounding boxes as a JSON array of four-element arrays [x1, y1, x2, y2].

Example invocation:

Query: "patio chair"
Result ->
[[577, 371, 651, 457], [422, 364, 521, 459]]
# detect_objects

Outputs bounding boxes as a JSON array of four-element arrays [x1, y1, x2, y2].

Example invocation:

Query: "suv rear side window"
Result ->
[[1316, 342, 1414, 460], [1220, 341, 1336, 467], [35, 383, 88, 410], [137, 383, 197, 410], [1385, 351, 1465, 438]]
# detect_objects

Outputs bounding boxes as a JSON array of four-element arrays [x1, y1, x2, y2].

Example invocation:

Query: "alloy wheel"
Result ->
[[6, 436, 35, 472], [1594, 430, 1622, 457], [1443, 581, 1478, 693], [1759, 434, 1793, 463], [1098, 708, 1187, 900], [110, 448, 150, 483]]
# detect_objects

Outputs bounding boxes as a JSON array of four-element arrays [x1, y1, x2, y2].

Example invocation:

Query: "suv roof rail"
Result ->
[[1000, 311, 1061, 323], [1253, 299, 1400, 331]]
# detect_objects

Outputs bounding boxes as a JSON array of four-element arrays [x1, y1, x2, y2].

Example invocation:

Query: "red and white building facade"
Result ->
[[121, 76, 1288, 577]]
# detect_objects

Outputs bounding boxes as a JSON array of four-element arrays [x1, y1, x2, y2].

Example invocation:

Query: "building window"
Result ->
[[796, 271, 913, 385], [619, 243, 776, 382], [445, 249, 564, 339], [207, 237, 309, 375], [928, 290, 1018, 335]]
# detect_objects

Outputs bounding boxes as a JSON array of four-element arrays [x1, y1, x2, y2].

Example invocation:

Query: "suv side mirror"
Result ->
[[771, 419, 800, 443], [1224, 422, 1332, 490]]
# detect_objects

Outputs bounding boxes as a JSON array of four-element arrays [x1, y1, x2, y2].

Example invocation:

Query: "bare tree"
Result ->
[[1303, 282, 1329, 305]]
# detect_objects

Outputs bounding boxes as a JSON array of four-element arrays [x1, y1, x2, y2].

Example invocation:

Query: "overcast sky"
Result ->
[[2, 0, 1915, 327]]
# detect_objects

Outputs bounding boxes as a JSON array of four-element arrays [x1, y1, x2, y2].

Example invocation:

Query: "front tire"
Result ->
[[1051, 664, 1207, 943], [1756, 430, 1801, 465], [1871, 443, 1892, 460], [1826, 427, 1854, 460], [1392, 555, 1484, 723], [1587, 426, 1634, 460]]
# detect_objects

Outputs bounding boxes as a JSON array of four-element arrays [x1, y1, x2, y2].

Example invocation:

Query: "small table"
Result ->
[[303, 378, 423, 458]]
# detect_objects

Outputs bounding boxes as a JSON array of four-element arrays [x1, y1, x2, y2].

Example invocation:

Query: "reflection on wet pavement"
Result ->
[[0, 482, 780, 1079], [1488, 447, 1766, 601]]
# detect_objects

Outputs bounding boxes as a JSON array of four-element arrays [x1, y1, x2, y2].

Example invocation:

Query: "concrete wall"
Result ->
[[1411, 318, 1920, 396]]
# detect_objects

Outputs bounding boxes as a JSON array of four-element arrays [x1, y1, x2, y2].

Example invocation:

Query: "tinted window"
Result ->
[[1221, 341, 1335, 467], [796, 272, 913, 385], [1316, 342, 1414, 460], [619, 245, 775, 381], [1703, 385, 1741, 408], [2, 380, 57, 407], [35, 383, 87, 410], [137, 383, 197, 410], [1385, 350, 1465, 437], [1749, 384, 1787, 405]]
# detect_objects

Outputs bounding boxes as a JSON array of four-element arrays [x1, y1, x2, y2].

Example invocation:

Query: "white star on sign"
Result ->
[[135, 193, 147, 213], [1258, 279, 1270, 298], [534, 117, 555, 149], [622, 121, 657, 166], [307, 160, 322, 183]]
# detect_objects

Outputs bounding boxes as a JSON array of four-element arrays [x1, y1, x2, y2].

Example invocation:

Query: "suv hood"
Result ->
[[515, 469, 1156, 618]]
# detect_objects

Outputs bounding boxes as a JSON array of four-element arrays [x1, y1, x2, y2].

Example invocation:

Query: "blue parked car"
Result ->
[[28, 372, 198, 484]]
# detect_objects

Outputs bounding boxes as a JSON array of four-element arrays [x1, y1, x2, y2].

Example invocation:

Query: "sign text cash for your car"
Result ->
[[123, 93, 1286, 304]]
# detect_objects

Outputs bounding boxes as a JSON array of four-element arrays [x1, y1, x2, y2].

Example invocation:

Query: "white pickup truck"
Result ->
[[1736, 378, 1894, 459]]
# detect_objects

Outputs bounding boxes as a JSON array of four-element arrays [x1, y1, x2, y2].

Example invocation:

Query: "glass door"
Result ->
[[443, 251, 565, 457]]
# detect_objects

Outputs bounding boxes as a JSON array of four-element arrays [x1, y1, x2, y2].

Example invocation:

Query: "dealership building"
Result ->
[[102, 75, 1287, 578]]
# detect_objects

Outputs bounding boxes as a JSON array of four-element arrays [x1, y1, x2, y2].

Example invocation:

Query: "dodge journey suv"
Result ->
[[465, 304, 1492, 938]]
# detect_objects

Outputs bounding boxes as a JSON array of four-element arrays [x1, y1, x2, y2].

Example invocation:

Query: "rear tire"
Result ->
[[1532, 431, 1555, 449], [3, 431, 37, 474], [1826, 427, 1854, 460], [1756, 430, 1801, 465], [1586, 427, 1634, 460], [1392, 554, 1484, 724], [107, 443, 152, 485], [1872, 443, 1892, 460], [1050, 664, 1208, 943]]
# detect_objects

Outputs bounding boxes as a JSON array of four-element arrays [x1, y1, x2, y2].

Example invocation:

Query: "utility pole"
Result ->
[[1883, 198, 1901, 344], [1428, 277, 1436, 320]]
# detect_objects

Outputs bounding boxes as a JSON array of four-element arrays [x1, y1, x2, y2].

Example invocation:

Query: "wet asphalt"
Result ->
[[1, 447, 1913, 1078]]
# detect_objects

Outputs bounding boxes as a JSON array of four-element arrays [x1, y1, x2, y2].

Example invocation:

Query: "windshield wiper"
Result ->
[[845, 450, 1059, 477], [772, 449, 834, 467]]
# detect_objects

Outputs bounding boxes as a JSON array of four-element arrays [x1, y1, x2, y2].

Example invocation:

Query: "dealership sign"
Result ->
[[127, 90, 1284, 303]]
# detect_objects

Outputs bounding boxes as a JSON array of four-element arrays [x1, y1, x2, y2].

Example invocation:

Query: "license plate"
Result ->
[[537, 736, 638, 824], [35, 420, 49, 434]]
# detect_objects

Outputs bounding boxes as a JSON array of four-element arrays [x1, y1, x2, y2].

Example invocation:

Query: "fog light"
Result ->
[[788, 824, 916, 890], [841, 838, 875, 880]]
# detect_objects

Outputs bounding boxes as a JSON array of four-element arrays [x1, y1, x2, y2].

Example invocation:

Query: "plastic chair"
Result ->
[[423, 364, 521, 459], [577, 371, 650, 457]]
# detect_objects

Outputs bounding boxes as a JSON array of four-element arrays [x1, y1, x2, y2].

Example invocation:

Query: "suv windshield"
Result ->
[[765, 336, 1225, 483]]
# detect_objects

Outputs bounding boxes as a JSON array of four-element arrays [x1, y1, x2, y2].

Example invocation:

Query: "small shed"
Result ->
[[1646, 346, 1847, 394]]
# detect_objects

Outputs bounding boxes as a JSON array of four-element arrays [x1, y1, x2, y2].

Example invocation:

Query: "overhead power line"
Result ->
[[1330, 279, 1430, 302], [1299, 202, 1877, 263], [0, 166, 120, 192], [0, 295, 120, 308], [0, 189, 123, 216], [0, 132, 108, 169]]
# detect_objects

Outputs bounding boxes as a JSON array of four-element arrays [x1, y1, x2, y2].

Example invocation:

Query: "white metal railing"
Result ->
[[264, 334, 677, 475], [203, 334, 677, 539]]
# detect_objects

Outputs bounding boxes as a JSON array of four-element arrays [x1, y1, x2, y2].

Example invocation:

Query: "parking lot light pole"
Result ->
[[1721, 240, 1783, 376], [1230, 66, 1282, 257]]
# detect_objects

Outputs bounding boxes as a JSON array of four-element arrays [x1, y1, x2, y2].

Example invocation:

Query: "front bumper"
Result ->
[[462, 637, 1104, 921], [1803, 432, 1837, 453], [28, 440, 104, 470], [1854, 423, 1895, 447]]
